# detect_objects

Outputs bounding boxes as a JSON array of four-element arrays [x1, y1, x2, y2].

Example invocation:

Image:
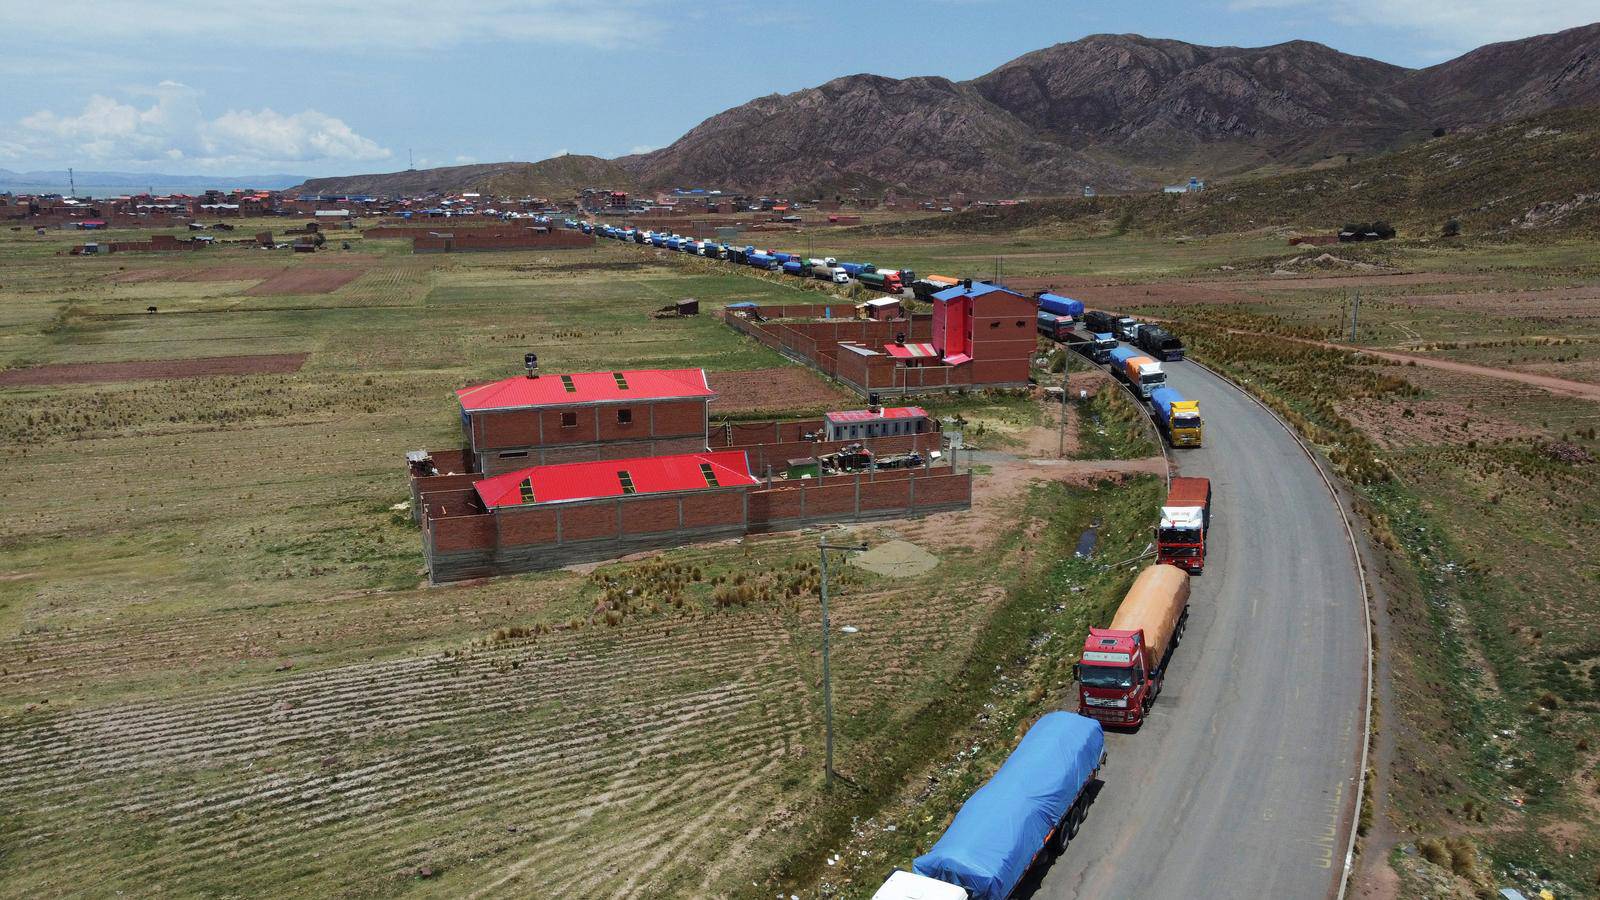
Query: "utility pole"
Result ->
[[817, 534, 867, 786], [1058, 370, 1070, 458], [68, 167, 76, 198], [1349, 290, 1361, 342]]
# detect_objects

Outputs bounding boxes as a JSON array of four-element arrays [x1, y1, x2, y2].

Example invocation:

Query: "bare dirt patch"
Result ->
[[708, 366, 853, 413], [1199, 272, 1493, 291], [0, 353, 309, 386], [109, 266, 281, 284], [244, 267, 366, 295]]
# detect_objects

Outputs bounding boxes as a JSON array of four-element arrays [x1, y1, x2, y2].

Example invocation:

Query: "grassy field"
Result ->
[[0, 222, 1165, 897]]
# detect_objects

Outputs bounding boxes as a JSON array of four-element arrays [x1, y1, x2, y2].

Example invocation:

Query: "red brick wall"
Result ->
[[476, 410, 544, 449], [430, 514, 496, 552], [560, 504, 620, 542], [680, 490, 744, 528], [499, 507, 560, 544], [621, 497, 682, 535]]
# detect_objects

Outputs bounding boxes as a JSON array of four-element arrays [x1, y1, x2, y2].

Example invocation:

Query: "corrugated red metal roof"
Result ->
[[475, 449, 757, 508], [825, 406, 928, 423], [883, 342, 938, 359], [456, 367, 714, 412]]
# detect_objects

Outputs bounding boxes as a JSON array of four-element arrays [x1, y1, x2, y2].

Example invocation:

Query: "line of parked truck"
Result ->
[[1040, 307, 1204, 449], [874, 474, 1215, 899], [570, 219, 925, 295]]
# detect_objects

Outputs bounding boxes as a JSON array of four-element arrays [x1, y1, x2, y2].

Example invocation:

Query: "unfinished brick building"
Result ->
[[456, 368, 715, 475], [722, 280, 1036, 397], [408, 366, 971, 582]]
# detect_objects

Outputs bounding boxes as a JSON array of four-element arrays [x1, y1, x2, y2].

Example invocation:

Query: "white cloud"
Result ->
[[629, 145, 657, 154], [0, 1, 645, 52], [7, 82, 390, 171], [1227, 0, 1600, 53], [454, 155, 478, 164]]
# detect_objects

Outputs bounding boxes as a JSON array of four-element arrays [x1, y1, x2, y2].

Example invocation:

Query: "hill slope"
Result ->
[[878, 107, 1600, 239], [293, 155, 635, 198], [298, 23, 1600, 198]]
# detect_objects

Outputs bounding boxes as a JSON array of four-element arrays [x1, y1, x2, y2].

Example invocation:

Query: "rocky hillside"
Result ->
[[293, 154, 635, 198], [621, 24, 1600, 195], [298, 23, 1600, 198], [879, 106, 1600, 239]]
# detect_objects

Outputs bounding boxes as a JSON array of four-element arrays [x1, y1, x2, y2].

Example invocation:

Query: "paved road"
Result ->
[[1028, 361, 1367, 899]]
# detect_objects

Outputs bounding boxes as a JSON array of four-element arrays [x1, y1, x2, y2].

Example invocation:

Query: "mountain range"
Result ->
[[296, 23, 1600, 198]]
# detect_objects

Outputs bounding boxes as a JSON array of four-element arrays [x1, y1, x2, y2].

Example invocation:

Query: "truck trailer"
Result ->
[[1157, 476, 1212, 573], [1036, 292, 1085, 320], [781, 260, 807, 277], [873, 712, 1106, 900], [1136, 324, 1185, 361], [1149, 386, 1202, 448], [1083, 310, 1136, 338], [839, 261, 876, 277], [1109, 348, 1166, 398], [1076, 564, 1191, 727], [857, 269, 905, 293], [912, 274, 961, 302]]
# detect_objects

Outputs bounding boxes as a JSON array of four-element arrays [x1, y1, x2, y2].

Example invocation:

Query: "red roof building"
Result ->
[[456, 367, 718, 475], [456, 367, 713, 412], [474, 449, 757, 509]]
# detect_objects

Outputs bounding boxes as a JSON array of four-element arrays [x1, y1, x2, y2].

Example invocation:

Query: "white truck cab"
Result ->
[[871, 870, 968, 900]]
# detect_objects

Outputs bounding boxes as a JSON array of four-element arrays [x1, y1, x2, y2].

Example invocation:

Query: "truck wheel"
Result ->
[[1066, 800, 1084, 839], [1049, 819, 1069, 855]]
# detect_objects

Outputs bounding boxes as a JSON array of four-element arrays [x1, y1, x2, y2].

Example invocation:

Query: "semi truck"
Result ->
[[781, 260, 807, 277], [1036, 292, 1085, 320], [1157, 476, 1212, 573], [1108, 348, 1166, 398], [1037, 311, 1076, 341], [1082, 310, 1134, 337], [857, 269, 905, 293], [746, 252, 779, 270], [1149, 386, 1202, 448], [912, 274, 961, 301], [1063, 330, 1118, 363], [1076, 564, 1191, 727], [871, 712, 1106, 900], [1137, 325, 1184, 361], [810, 263, 851, 283], [839, 261, 876, 277]]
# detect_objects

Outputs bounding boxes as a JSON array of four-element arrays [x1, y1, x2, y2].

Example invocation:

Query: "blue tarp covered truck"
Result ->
[[871, 712, 1106, 900], [1035, 292, 1085, 320]]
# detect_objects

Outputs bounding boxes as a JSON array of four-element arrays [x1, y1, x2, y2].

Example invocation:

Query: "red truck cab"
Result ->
[[1077, 628, 1156, 727]]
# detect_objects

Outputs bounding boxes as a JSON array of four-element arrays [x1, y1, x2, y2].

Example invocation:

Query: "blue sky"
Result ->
[[1, 0, 1596, 176]]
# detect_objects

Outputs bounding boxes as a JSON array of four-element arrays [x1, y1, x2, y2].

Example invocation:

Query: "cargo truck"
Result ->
[[857, 269, 905, 293], [1036, 292, 1085, 320], [911, 275, 960, 302], [746, 252, 779, 270], [781, 260, 807, 277], [810, 263, 850, 283], [1108, 348, 1166, 398], [872, 712, 1106, 900], [1064, 330, 1118, 363], [1082, 310, 1135, 337], [1149, 386, 1202, 448], [839, 261, 876, 277], [1076, 564, 1191, 727], [1037, 311, 1076, 341], [1157, 476, 1211, 573], [1137, 325, 1184, 361]]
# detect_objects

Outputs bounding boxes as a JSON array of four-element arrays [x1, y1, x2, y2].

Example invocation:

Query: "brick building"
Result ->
[[456, 367, 716, 475], [721, 281, 1035, 397], [408, 365, 971, 582]]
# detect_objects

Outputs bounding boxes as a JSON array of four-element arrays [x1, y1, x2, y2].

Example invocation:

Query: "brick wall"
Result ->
[[421, 468, 972, 583]]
